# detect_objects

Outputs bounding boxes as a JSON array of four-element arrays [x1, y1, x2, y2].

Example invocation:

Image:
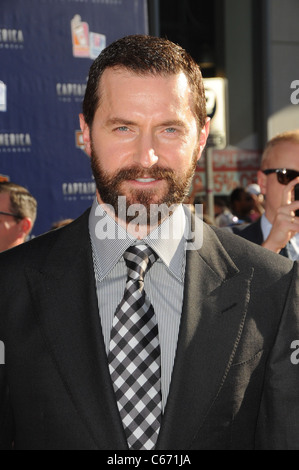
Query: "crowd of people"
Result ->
[[0, 35, 298, 450]]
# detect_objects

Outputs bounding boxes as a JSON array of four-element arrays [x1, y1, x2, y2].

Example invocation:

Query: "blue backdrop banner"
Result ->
[[0, 0, 148, 235]]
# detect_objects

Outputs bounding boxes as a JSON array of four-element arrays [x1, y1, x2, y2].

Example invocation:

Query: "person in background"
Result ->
[[246, 184, 265, 222], [51, 219, 74, 230], [214, 197, 240, 227], [230, 187, 255, 224], [233, 130, 299, 260], [0, 182, 37, 253]]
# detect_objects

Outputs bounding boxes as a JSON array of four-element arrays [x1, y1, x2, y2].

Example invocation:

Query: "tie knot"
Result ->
[[124, 245, 158, 282]]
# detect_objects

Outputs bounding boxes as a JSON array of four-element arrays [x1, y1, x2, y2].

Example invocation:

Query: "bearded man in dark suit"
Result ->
[[0, 36, 298, 450]]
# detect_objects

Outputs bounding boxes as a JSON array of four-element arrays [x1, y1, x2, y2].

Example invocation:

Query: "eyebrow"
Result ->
[[158, 120, 187, 128], [106, 117, 137, 127], [106, 117, 188, 129]]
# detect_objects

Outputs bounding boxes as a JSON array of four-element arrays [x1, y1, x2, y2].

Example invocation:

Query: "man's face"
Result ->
[[239, 191, 255, 215], [259, 141, 299, 222], [0, 192, 21, 252], [80, 68, 209, 222]]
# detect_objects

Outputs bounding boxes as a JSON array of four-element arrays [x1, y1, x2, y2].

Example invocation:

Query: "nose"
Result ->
[[133, 134, 159, 168]]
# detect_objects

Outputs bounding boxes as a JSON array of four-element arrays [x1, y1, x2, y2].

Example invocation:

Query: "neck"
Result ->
[[264, 206, 276, 225]]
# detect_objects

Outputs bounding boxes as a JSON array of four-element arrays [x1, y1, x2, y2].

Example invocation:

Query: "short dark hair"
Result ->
[[230, 187, 246, 205], [0, 182, 37, 226], [83, 35, 207, 131]]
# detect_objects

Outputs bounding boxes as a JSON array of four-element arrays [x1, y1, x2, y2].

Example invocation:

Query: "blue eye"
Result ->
[[117, 126, 129, 132], [165, 128, 176, 133]]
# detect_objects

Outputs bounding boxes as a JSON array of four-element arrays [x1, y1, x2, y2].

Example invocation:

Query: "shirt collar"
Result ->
[[260, 213, 273, 241], [89, 197, 187, 283], [290, 233, 299, 255]]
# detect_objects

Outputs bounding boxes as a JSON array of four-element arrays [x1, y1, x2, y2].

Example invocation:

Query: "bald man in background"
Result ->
[[233, 130, 299, 260]]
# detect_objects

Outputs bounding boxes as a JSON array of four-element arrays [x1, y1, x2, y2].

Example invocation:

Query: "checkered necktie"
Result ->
[[108, 244, 162, 450]]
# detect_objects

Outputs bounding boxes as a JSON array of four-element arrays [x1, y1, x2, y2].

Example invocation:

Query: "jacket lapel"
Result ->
[[157, 224, 254, 450], [25, 212, 128, 450]]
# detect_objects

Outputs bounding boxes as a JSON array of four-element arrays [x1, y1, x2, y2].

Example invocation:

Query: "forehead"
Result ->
[[98, 68, 193, 110], [269, 141, 299, 170], [0, 192, 11, 211]]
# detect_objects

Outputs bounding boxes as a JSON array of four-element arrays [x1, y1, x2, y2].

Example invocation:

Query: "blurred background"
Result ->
[[1, 0, 298, 234]]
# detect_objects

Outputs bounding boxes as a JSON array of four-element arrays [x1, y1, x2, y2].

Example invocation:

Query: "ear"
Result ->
[[257, 170, 267, 196], [197, 118, 210, 161], [18, 218, 32, 238], [79, 113, 92, 158]]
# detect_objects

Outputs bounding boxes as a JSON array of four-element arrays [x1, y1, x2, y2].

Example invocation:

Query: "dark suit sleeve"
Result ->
[[0, 257, 14, 450], [256, 261, 299, 449], [0, 366, 14, 449]]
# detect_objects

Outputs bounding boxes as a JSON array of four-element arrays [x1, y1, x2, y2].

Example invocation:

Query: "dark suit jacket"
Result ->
[[232, 219, 289, 258], [0, 209, 298, 450], [232, 219, 264, 245]]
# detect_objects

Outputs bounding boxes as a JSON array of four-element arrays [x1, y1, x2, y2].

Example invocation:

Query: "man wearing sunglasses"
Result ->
[[234, 130, 299, 260], [0, 182, 37, 253]]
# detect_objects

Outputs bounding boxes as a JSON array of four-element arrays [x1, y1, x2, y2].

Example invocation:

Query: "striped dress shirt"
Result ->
[[88, 197, 187, 411]]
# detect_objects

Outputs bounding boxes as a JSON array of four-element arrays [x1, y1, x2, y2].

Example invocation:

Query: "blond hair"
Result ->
[[0, 182, 37, 225], [261, 129, 299, 169]]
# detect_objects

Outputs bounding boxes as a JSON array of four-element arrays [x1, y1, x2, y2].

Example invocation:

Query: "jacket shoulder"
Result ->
[[209, 224, 293, 278], [0, 209, 90, 270]]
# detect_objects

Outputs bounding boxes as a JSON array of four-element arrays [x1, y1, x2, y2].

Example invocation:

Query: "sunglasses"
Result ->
[[263, 168, 299, 185], [0, 211, 23, 219]]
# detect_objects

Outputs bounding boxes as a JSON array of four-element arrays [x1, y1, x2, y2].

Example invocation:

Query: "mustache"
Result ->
[[106, 166, 178, 183]]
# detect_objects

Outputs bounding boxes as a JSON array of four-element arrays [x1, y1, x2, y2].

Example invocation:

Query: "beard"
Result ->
[[90, 146, 198, 224]]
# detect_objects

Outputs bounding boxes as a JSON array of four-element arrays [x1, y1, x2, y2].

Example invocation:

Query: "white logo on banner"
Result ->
[[0, 81, 7, 112], [62, 180, 96, 202], [71, 15, 106, 59], [0, 29, 24, 49], [0, 133, 32, 154], [56, 82, 87, 103]]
